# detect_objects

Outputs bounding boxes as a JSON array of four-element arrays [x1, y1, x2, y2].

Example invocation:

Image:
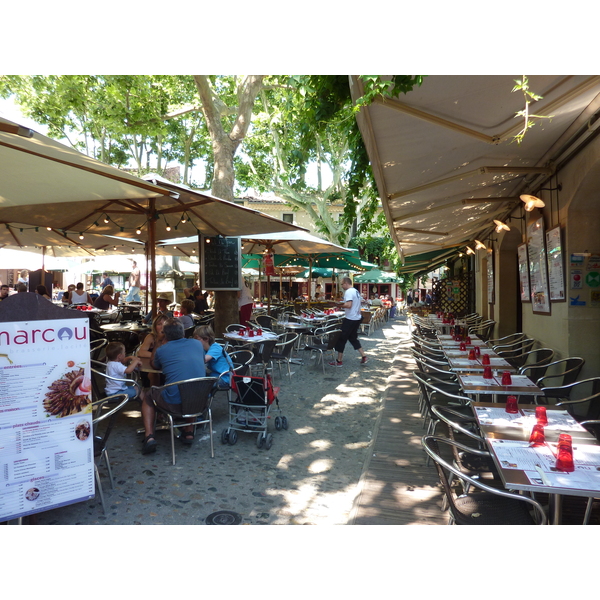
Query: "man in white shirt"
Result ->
[[126, 261, 141, 302], [329, 277, 368, 367]]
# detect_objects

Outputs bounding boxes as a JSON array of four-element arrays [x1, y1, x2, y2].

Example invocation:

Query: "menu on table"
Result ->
[[0, 318, 93, 522], [474, 406, 587, 431], [489, 438, 600, 491], [460, 374, 539, 388]]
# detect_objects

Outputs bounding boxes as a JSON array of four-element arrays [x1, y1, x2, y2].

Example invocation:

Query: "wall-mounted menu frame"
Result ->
[[487, 251, 494, 304], [546, 225, 566, 302], [527, 216, 551, 315], [518, 243, 531, 302], [201, 236, 242, 291]]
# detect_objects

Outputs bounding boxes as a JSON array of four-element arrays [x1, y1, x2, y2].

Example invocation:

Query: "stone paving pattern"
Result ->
[[36, 318, 406, 525]]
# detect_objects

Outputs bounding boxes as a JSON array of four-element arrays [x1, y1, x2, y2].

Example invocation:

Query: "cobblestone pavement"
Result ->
[[36, 318, 407, 525]]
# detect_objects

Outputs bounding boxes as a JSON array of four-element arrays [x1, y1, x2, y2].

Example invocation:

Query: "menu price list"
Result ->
[[0, 318, 94, 522]]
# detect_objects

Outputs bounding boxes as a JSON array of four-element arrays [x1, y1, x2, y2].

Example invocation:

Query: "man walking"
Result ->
[[329, 277, 367, 367], [126, 261, 141, 302]]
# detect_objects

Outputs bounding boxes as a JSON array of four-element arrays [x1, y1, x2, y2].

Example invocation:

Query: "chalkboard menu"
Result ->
[[201, 236, 242, 291]]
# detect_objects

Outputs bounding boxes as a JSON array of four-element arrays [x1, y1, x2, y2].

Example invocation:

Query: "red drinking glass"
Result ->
[[501, 371, 513, 385], [555, 434, 575, 472], [459, 342, 467, 352], [468, 349, 476, 361], [483, 366, 494, 379], [505, 395, 519, 414], [465, 336, 472, 345], [257, 328, 263, 336], [529, 423, 545, 445], [535, 406, 548, 426], [474, 346, 481, 358], [481, 354, 490, 365], [248, 328, 254, 338]]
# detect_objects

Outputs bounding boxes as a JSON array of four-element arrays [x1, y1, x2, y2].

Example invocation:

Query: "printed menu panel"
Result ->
[[0, 318, 93, 522]]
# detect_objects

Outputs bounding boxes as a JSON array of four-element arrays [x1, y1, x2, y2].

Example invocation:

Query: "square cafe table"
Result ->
[[472, 402, 600, 524], [457, 373, 544, 402], [447, 356, 517, 373]]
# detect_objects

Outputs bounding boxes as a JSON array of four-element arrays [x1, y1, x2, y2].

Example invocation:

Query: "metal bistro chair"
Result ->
[[422, 435, 547, 525], [90, 337, 108, 362], [91, 359, 142, 402], [531, 357, 585, 401], [304, 326, 342, 374], [213, 349, 254, 404], [545, 377, 600, 422], [150, 376, 218, 465], [270, 332, 300, 380], [507, 347, 554, 371], [91, 393, 129, 514]]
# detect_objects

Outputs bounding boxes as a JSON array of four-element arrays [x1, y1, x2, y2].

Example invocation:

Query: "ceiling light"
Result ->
[[136, 227, 142, 235], [520, 194, 545, 212], [494, 220, 510, 233], [79, 233, 84, 240], [465, 246, 475, 255], [474, 240, 487, 250]]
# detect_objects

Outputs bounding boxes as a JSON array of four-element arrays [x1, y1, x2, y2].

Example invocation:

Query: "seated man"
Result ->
[[143, 296, 173, 324], [140, 318, 207, 455]]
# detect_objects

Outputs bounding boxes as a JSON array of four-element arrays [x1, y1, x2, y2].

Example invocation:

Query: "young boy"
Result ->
[[105, 341, 143, 400], [177, 299, 195, 330]]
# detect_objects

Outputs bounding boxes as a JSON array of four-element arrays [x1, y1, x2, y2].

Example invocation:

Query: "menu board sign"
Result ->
[[487, 251, 494, 304], [546, 226, 566, 302], [0, 318, 93, 522], [527, 217, 551, 315], [518, 244, 531, 302], [201, 236, 242, 291]]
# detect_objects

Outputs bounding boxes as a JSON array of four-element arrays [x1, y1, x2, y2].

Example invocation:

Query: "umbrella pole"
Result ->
[[279, 271, 282, 301], [307, 257, 313, 309], [148, 199, 157, 316], [42, 246, 46, 272], [267, 274, 271, 315]]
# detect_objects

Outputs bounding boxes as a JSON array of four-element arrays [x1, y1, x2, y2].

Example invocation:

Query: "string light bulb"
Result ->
[[103, 215, 110, 224], [79, 233, 84, 240], [136, 227, 142, 235], [474, 240, 487, 250]]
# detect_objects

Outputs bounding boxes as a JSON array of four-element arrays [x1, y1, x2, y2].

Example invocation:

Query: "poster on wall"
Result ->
[[487, 251, 494, 304], [527, 216, 551, 315], [0, 318, 94, 522], [517, 244, 531, 302], [546, 226, 565, 302]]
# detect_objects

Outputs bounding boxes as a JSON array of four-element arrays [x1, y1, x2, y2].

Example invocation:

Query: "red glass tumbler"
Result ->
[[459, 342, 467, 352], [468, 349, 476, 361], [474, 345, 481, 358], [535, 406, 548, 426], [501, 371, 513, 385], [483, 366, 494, 380], [555, 434, 575, 472], [529, 423, 545, 445], [481, 353, 490, 366], [505, 395, 519, 414]]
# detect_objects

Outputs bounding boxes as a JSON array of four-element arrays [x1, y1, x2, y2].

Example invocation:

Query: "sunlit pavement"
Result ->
[[36, 315, 415, 525]]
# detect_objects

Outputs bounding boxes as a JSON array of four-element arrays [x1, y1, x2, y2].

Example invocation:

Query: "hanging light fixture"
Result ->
[[493, 220, 510, 233], [465, 246, 475, 255], [520, 194, 545, 212], [474, 239, 487, 250]]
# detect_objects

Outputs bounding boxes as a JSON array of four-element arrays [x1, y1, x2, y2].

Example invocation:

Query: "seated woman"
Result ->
[[70, 282, 94, 305], [193, 325, 233, 388], [35, 285, 51, 300], [94, 285, 120, 310], [136, 314, 168, 387], [177, 299, 195, 330]]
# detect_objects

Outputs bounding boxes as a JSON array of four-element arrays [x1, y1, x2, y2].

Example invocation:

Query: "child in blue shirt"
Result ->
[[105, 341, 142, 400], [193, 325, 233, 388]]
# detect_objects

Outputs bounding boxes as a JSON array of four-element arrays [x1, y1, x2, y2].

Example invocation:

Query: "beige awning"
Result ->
[[351, 75, 600, 259]]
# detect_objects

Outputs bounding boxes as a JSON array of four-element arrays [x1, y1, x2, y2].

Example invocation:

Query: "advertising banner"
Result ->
[[0, 318, 93, 522]]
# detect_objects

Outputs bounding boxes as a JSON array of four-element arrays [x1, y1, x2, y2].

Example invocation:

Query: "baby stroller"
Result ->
[[221, 372, 287, 449]]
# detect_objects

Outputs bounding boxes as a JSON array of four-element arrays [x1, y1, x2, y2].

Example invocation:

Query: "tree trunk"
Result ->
[[193, 75, 264, 336]]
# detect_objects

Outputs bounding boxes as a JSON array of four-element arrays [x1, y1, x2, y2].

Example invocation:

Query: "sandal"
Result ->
[[142, 434, 157, 455], [181, 431, 194, 445]]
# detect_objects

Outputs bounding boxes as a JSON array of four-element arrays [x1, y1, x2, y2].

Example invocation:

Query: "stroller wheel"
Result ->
[[228, 430, 238, 445], [221, 429, 229, 444], [274, 416, 282, 430], [264, 433, 273, 450], [256, 433, 265, 449], [281, 416, 289, 430]]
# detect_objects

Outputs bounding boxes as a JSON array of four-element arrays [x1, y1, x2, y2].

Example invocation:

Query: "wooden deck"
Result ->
[[349, 322, 448, 525]]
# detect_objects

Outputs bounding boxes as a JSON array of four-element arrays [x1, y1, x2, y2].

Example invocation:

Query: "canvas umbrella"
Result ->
[[240, 231, 352, 311], [0, 119, 305, 322]]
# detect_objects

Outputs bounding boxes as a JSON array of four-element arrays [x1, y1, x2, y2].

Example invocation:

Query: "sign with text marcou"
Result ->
[[201, 236, 242, 291], [0, 318, 94, 522]]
